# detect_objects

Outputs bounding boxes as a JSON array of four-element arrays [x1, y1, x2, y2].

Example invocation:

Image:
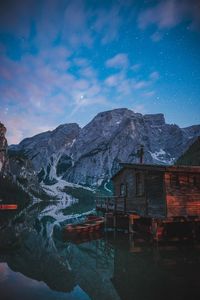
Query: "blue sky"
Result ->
[[0, 0, 200, 144]]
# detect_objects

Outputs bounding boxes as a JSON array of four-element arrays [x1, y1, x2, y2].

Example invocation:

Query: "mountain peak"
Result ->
[[54, 123, 80, 131], [86, 108, 137, 129], [7, 109, 200, 187], [144, 113, 165, 125]]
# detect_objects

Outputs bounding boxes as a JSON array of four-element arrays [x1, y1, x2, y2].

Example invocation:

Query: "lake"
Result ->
[[1, 217, 200, 300]]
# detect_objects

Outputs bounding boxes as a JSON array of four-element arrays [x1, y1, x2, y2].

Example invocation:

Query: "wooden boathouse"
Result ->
[[96, 163, 200, 240]]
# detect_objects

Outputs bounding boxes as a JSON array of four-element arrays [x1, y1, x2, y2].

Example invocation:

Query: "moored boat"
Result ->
[[0, 204, 18, 210], [63, 215, 105, 236]]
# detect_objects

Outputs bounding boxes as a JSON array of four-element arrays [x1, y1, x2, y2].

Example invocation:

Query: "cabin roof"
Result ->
[[111, 163, 200, 180]]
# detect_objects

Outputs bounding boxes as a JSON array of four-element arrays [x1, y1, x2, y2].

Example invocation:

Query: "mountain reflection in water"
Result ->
[[1, 217, 200, 299]]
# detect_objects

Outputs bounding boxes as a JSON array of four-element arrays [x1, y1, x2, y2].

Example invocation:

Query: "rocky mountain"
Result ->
[[9, 123, 80, 184], [9, 108, 200, 187], [176, 136, 200, 166], [0, 122, 30, 211], [0, 122, 45, 204], [0, 122, 9, 174]]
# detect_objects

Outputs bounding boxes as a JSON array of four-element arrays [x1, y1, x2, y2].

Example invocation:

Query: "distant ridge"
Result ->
[[176, 137, 200, 166]]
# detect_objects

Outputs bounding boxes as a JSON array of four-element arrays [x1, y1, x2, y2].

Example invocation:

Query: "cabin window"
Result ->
[[120, 183, 126, 196], [136, 173, 144, 196]]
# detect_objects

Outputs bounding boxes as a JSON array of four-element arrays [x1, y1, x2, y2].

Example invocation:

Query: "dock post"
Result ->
[[151, 219, 157, 241], [113, 214, 117, 230], [192, 221, 197, 240], [129, 232, 134, 251], [114, 197, 117, 214], [105, 213, 107, 229], [124, 196, 127, 214], [129, 214, 134, 233]]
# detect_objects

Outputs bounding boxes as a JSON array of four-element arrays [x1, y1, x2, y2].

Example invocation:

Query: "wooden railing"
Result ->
[[96, 196, 126, 213]]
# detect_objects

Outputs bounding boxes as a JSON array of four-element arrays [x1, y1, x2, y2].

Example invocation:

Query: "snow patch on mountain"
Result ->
[[41, 177, 95, 203], [41, 179, 78, 203], [149, 149, 175, 164]]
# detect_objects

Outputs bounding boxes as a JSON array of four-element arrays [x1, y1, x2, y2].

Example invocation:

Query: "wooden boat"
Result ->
[[0, 204, 18, 210], [63, 215, 105, 236]]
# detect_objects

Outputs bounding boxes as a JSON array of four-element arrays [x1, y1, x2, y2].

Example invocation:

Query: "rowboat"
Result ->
[[0, 204, 18, 210], [63, 215, 105, 236]]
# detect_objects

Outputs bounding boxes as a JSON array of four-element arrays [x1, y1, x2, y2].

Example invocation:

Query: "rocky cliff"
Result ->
[[0, 122, 9, 174], [9, 109, 200, 187], [10, 123, 80, 184], [0, 122, 43, 199]]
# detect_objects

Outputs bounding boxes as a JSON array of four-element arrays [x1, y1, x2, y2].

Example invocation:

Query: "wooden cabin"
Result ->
[[112, 163, 200, 218], [96, 163, 200, 240], [97, 163, 200, 219]]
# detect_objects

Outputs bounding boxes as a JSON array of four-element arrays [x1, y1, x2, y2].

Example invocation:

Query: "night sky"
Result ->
[[0, 0, 200, 144]]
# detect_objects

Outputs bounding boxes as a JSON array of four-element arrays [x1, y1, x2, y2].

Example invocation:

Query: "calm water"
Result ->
[[1, 226, 200, 300]]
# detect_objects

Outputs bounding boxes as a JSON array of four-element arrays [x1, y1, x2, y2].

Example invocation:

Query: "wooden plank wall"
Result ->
[[113, 169, 166, 217], [113, 169, 147, 214], [165, 172, 200, 217]]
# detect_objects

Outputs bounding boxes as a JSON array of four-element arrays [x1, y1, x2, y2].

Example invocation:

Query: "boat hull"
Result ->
[[63, 216, 105, 237]]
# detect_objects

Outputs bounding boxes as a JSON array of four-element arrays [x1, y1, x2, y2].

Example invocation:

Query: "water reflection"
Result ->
[[0, 263, 90, 300], [1, 223, 200, 300], [110, 235, 200, 300]]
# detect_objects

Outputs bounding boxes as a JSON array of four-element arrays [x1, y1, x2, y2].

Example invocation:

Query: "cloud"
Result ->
[[105, 73, 124, 87], [149, 71, 160, 81], [132, 104, 146, 114], [131, 64, 142, 72], [73, 58, 90, 67], [151, 31, 163, 42], [0, 50, 160, 144], [106, 53, 129, 69], [0, 0, 128, 52], [138, 0, 200, 32], [70, 94, 108, 117], [0, 0, 121, 61], [138, 0, 181, 30], [0, 113, 55, 145], [104, 68, 159, 98], [32, 0, 132, 49], [0, 44, 114, 143], [93, 5, 122, 44], [133, 80, 149, 90], [62, 0, 93, 48], [142, 91, 155, 97], [0, 1, 165, 144], [78, 66, 97, 79]]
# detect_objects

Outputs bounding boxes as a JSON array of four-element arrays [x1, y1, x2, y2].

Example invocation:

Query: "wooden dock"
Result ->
[[96, 163, 200, 242], [96, 196, 200, 241], [96, 196, 127, 213]]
